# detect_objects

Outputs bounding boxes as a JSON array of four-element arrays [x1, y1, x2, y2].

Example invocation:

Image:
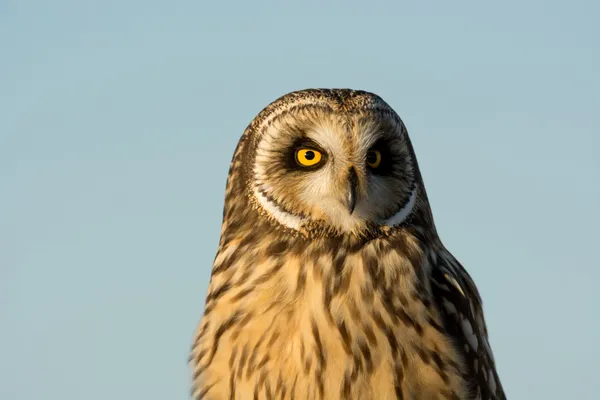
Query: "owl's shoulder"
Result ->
[[428, 249, 506, 400]]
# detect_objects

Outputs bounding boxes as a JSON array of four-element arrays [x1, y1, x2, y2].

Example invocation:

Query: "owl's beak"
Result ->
[[346, 167, 358, 214]]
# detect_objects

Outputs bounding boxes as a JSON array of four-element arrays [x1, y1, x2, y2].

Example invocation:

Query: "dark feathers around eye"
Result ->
[[285, 137, 328, 171], [367, 138, 397, 176]]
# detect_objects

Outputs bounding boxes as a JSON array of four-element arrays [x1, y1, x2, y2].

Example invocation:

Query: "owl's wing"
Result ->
[[429, 251, 507, 400]]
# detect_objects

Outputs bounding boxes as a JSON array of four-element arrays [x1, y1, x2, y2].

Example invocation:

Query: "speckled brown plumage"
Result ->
[[189, 89, 506, 399]]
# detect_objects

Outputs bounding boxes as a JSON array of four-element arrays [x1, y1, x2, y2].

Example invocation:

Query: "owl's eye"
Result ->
[[366, 149, 382, 168], [295, 148, 323, 167]]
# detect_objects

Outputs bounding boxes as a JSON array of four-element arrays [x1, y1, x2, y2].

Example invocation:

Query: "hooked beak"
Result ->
[[346, 167, 358, 214]]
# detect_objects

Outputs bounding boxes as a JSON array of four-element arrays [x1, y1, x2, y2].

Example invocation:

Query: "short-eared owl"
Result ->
[[189, 89, 505, 399]]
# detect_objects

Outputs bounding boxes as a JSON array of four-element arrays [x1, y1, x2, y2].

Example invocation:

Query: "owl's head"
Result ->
[[233, 89, 431, 238]]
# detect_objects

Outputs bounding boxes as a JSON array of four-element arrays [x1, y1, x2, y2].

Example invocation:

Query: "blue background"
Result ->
[[2, 1, 599, 399]]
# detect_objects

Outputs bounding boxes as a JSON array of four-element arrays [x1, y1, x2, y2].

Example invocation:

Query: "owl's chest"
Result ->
[[195, 287, 467, 399], [192, 245, 468, 399], [199, 299, 402, 399]]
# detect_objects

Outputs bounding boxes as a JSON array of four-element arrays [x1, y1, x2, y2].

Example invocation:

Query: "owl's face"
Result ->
[[248, 91, 419, 237]]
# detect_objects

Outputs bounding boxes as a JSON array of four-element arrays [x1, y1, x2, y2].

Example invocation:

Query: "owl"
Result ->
[[189, 89, 506, 400]]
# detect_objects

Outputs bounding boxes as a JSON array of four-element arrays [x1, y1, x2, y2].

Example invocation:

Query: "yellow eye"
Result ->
[[296, 148, 322, 167], [366, 149, 382, 168]]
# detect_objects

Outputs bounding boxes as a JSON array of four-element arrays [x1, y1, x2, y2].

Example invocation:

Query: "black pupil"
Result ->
[[367, 151, 377, 164], [304, 151, 315, 160]]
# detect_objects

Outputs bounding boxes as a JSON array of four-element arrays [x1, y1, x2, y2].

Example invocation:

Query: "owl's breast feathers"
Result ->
[[189, 226, 505, 400]]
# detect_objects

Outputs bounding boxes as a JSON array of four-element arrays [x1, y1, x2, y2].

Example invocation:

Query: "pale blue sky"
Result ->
[[1, 1, 599, 399]]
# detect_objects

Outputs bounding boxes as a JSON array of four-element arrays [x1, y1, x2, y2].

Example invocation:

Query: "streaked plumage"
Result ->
[[189, 89, 505, 399]]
